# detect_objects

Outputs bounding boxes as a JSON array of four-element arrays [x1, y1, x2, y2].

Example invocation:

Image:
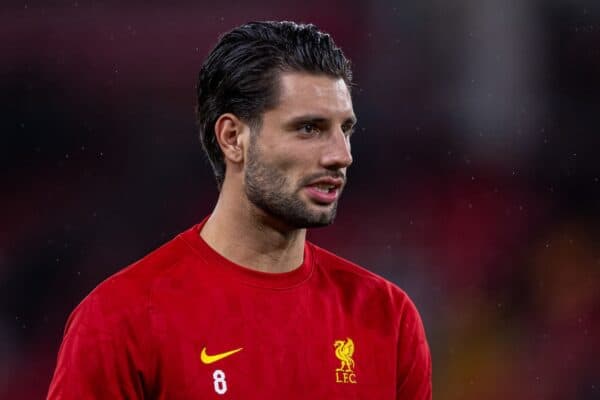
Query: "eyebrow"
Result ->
[[285, 114, 358, 127]]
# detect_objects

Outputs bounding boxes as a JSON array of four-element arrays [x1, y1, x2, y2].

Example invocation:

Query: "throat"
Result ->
[[200, 209, 307, 274]]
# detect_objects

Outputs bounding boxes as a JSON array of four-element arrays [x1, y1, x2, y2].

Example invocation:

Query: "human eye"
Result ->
[[299, 123, 319, 135], [341, 123, 355, 137]]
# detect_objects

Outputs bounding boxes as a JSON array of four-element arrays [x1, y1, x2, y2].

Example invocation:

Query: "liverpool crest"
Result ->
[[334, 338, 357, 384]]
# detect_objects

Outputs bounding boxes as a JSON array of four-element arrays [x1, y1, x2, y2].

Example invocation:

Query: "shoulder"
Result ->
[[96, 233, 189, 297], [307, 241, 413, 309], [67, 230, 194, 332]]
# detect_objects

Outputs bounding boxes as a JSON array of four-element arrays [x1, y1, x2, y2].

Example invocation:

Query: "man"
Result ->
[[47, 21, 432, 399]]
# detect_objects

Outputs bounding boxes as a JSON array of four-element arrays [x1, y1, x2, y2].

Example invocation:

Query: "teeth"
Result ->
[[314, 184, 334, 192]]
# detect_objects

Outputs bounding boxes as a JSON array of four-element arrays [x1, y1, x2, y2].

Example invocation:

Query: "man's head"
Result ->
[[196, 21, 356, 229]]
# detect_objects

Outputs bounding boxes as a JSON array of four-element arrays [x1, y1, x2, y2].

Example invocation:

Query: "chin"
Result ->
[[296, 205, 338, 228], [305, 219, 334, 228], [247, 186, 340, 229]]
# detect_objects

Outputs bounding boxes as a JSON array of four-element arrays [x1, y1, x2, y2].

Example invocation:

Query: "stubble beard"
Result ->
[[244, 139, 339, 229]]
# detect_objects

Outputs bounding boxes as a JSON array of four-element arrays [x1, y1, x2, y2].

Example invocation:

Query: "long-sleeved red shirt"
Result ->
[[48, 219, 432, 399]]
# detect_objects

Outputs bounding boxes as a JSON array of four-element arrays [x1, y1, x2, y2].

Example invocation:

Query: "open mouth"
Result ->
[[304, 184, 340, 205], [311, 183, 337, 193]]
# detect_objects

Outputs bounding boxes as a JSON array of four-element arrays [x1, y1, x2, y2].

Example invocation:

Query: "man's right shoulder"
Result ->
[[74, 229, 196, 317]]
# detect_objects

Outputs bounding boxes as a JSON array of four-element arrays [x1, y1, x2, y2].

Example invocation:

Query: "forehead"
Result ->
[[273, 72, 354, 119]]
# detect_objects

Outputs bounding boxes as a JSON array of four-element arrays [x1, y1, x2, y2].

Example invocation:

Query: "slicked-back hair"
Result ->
[[196, 21, 353, 189]]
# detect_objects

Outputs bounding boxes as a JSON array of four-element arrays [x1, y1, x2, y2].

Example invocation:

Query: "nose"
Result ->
[[320, 128, 353, 170]]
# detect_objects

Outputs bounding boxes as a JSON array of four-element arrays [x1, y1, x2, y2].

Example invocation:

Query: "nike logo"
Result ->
[[200, 346, 243, 364]]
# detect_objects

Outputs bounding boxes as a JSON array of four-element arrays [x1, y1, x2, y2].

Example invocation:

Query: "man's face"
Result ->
[[244, 72, 356, 229]]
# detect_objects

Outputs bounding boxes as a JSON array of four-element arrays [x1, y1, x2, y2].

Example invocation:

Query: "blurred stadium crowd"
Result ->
[[1, 1, 599, 398]]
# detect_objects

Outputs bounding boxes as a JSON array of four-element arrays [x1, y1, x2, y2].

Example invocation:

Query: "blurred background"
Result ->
[[1, 0, 599, 398]]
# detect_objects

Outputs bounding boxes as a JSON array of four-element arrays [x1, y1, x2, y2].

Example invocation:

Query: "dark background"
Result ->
[[1, 1, 599, 398]]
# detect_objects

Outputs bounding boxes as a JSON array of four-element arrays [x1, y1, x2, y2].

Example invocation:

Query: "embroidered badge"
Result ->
[[334, 338, 357, 384]]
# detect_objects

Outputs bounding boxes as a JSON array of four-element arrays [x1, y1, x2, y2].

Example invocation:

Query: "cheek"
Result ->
[[270, 152, 311, 187], [275, 156, 300, 171], [258, 138, 318, 184], [265, 143, 304, 170]]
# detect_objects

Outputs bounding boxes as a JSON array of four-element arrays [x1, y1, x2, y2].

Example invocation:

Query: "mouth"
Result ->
[[303, 177, 344, 205]]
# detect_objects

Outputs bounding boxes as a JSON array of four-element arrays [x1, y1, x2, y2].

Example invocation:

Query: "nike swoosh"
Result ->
[[200, 346, 243, 364]]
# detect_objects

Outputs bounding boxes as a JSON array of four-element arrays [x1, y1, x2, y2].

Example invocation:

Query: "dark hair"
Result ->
[[196, 20, 353, 189]]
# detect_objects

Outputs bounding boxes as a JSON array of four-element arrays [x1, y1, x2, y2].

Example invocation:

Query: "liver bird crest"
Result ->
[[334, 338, 355, 372]]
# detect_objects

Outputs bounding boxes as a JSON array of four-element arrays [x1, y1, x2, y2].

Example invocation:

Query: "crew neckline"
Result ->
[[179, 217, 314, 289]]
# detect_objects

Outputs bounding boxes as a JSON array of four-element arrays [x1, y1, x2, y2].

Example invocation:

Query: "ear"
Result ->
[[214, 113, 248, 164]]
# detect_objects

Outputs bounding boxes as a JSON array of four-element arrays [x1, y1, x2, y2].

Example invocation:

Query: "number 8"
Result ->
[[213, 369, 227, 395]]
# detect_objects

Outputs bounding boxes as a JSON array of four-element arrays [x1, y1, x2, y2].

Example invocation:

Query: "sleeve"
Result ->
[[47, 284, 154, 399], [396, 295, 432, 400]]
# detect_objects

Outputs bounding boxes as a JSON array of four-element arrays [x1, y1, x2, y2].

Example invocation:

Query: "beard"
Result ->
[[244, 139, 341, 229]]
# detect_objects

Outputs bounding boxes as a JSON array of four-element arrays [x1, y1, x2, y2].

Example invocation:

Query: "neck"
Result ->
[[200, 182, 306, 274]]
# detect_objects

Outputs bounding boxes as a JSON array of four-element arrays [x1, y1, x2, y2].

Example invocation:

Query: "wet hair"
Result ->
[[196, 20, 353, 189]]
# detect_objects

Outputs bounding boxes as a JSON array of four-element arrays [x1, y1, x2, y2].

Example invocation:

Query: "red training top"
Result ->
[[48, 219, 432, 399]]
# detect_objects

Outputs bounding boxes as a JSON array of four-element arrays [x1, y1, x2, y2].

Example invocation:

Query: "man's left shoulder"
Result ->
[[308, 241, 409, 301]]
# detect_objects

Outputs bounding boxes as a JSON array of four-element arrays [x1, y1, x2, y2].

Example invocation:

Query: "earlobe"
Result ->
[[214, 113, 246, 164]]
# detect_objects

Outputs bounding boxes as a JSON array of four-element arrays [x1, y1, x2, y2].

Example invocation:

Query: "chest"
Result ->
[[148, 285, 399, 399]]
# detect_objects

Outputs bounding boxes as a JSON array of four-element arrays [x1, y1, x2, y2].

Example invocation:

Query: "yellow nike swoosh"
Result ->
[[200, 346, 243, 364]]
